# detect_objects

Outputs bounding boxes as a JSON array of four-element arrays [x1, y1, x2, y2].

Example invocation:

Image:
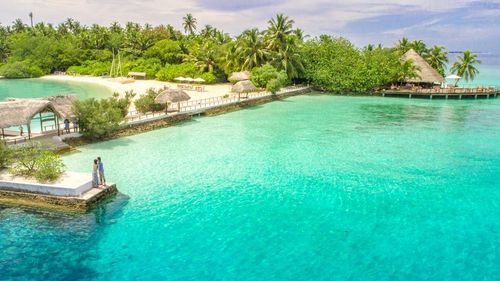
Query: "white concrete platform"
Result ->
[[0, 171, 93, 197]]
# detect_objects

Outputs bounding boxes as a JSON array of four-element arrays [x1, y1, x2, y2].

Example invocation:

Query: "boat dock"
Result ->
[[379, 88, 499, 100]]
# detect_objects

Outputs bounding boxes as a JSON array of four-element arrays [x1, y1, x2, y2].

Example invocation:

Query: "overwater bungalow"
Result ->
[[380, 49, 499, 99], [0, 95, 76, 144]]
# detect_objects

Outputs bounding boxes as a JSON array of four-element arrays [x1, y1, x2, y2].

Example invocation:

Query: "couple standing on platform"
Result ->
[[92, 157, 106, 188]]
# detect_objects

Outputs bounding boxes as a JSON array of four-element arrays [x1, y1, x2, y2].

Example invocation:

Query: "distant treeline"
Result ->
[[0, 15, 460, 92]]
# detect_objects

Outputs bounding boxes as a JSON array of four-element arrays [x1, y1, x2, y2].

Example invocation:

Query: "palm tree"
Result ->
[[451, 49, 481, 84], [396, 37, 411, 54], [271, 36, 304, 79], [410, 40, 428, 57], [397, 59, 420, 85], [266, 14, 294, 51], [425, 45, 448, 76], [184, 42, 218, 72], [236, 28, 267, 70], [182, 13, 197, 35], [200, 25, 215, 38], [12, 19, 26, 33]]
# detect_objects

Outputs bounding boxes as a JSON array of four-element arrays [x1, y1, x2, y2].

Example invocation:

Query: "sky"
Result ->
[[1, 0, 500, 62]]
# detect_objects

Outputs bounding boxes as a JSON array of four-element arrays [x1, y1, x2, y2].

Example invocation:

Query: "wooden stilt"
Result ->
[[27, 124, 31, 140], [56, 114, 60, 136], [39, 112, 43, 133]]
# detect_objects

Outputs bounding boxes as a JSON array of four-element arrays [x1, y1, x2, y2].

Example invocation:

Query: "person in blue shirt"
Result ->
[[64, 119, 71, 134], [97, 157, 106, 186]]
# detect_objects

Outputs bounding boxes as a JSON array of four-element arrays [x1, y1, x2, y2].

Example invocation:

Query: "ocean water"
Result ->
[[452, 64, 500, 88], [1, 92, 500, 280]]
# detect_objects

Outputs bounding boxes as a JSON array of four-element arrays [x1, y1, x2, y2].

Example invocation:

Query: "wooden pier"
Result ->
[[379, 90, 499, 100]]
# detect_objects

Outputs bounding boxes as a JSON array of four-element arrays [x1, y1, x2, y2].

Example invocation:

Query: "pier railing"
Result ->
[[126, 86, 310, 124]]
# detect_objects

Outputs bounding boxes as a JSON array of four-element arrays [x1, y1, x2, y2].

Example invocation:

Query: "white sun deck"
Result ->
[[0, 171, 92, 196]]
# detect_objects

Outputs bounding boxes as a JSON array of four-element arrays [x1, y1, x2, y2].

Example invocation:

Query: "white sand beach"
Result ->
[[40, 75, 234, 102]]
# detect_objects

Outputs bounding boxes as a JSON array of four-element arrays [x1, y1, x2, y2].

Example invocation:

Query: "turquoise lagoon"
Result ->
[[1, 69, 500, 280], [0, 78, 112, 101], [1, 94, 499, 280]]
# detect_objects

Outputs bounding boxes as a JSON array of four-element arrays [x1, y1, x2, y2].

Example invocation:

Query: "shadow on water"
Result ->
[[0, 192, 130, 280]]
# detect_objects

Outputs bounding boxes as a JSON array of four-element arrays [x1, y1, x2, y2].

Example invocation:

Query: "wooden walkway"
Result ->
[[125, 86, 311, 125], [379, 91, 499, 100]]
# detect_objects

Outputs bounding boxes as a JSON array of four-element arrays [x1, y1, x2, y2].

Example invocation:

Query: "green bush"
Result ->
[[34, 151, 66, 183], [251, 64, 288, 93], [67, 60, 111, 76], [156, 62, 198, 81], [199, 72, 218, 84], [73, 97, 126, 139], [0, 61, 44, 78], [144, 39, 183, 64], [134, 88, 164, 113], [111, 90, 136, 116], [9, 144, 44, 176], [123, 58, 162, 79], [0, 142, 11, 169], [8, 143, 65, 182]]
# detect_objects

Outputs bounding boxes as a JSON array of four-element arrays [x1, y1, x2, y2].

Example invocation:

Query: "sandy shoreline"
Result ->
[[40, 75, 234, 101]]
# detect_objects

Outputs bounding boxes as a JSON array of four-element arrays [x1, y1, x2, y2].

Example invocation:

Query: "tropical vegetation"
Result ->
[[0, 14, 478, 90], [451, 49, 481, 84], [73, 92, 134, 139], [5, 142, 65, 183]]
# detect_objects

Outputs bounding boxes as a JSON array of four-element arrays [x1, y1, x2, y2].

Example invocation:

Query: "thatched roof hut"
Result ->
[[0, 99, 54, 128], [228, 71, 251, 83], [231, 80, 257, 93], [43, 95, 77, 121], [402, 49, 444, 84], [154, 89, 191, 104]]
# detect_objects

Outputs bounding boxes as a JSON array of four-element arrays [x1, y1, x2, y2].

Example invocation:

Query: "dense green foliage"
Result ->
[[134, 88, 164, 113], [0, 14, 478, 91], [34, 151, 66, 182], [0, 142, 11, 168], [73, 94, 132, 139], [7, 142, 65, 182], [251, 65, 288, 93]]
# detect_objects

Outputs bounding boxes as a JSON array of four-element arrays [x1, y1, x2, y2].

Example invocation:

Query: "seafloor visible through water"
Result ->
[[1, 92, 499, 280]]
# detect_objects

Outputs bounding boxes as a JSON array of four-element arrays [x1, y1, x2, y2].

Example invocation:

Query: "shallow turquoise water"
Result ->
[[1, 93, 499, 280], [0, 79, 112, 101]]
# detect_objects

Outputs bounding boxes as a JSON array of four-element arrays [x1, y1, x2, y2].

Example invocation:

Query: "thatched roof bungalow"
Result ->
[[231, 80, 257, 93], [154, 89, 191, 112], [228, 71, 251, 83], [401, 49, 444, 84], [43, 95, 77, 121], [0, 99, 54, 129], [0, 95, 77, 138]]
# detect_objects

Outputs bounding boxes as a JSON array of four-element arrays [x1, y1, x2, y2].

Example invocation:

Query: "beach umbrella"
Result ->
[[174, 77, 187, 81], [446, 74, 462, 86], [184, 77, 195, 82], [445, 75, 461, 79], [194, 78, 205, 83], [154, 88, 191, 112], [228, 71, 251, 83]]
